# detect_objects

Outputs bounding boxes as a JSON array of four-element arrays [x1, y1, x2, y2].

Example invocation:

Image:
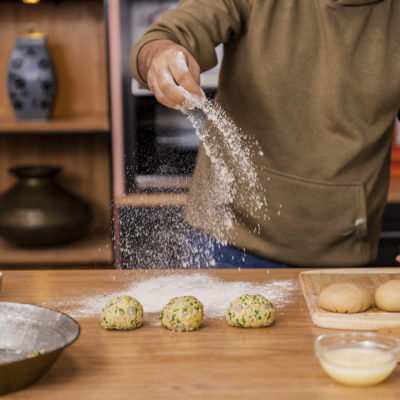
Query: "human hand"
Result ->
[[138, 39, 205, 110]]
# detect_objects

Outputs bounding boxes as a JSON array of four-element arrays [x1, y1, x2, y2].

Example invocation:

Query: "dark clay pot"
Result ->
[[0, 166, 92, 247]]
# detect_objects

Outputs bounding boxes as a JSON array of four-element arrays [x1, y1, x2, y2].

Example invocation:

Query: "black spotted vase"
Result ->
[[7, 33, 56, 121]]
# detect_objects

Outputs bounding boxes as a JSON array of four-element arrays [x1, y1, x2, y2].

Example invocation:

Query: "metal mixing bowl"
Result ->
[[0, 302, 80, 395]]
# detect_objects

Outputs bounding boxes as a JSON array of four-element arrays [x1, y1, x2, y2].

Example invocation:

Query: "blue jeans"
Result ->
[[181, 226, 298, 268]]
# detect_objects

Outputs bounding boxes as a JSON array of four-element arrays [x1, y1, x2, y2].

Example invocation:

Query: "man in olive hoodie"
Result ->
[[131, 0, 400, 268]]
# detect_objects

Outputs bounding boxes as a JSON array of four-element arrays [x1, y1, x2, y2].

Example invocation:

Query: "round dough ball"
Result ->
[[226, 294, 275, 328], [100, 295, 143, 330], [319, 282, 372, 313], [160, 296, 203, 332], [375, 280, 400, 311]]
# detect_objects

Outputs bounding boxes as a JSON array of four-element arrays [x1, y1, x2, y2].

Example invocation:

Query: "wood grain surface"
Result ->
[[0, 268, 399, 400], [0, 1, 111, 265], [0, 231, 112, 266], [0, 134, 112, 265], [0, 0, 108, 124], [300, 268, 400, 330]]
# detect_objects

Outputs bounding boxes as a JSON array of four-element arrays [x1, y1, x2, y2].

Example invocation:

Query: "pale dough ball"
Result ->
[[319, 282, 372, 313], [100, 295, 143, 330], [160, 296, 203, 332], [226, 294, 275, 328], [375, 280, 400, 311]]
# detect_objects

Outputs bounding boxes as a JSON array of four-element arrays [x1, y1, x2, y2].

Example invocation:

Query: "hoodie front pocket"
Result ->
[[231, 167, 370, 266]]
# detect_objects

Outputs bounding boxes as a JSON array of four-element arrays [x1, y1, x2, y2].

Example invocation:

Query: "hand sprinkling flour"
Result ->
[[160, 69, 204, 110], [137, 39, 272, 267], [157, 48, 269, 246]]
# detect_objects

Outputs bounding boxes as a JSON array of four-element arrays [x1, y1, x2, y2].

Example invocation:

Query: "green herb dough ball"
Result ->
[[226, 294, 275, 328], [100, 295, 143, 330], [160, 296, 203, 332]]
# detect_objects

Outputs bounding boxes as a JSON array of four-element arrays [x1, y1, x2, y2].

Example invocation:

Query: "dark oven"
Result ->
[[120, 0, 221, 191]]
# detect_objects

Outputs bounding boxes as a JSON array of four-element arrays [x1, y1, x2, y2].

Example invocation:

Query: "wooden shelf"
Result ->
[[0, 1, 113, 266], [0, 114, 110, 134], [115, 192, 188, 207], [0, 230, 113, 266]]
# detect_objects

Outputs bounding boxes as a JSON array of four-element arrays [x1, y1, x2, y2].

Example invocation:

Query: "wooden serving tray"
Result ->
[[299, 268, 400, 330]]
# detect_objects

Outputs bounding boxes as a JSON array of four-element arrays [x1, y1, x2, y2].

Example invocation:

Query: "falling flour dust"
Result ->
[[44, 273, 296, 322], [173, 69, 269, 242], [120, 52, 272, 268]]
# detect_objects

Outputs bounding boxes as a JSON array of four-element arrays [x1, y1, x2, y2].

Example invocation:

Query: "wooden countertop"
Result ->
[[1, 269, 399, 400]]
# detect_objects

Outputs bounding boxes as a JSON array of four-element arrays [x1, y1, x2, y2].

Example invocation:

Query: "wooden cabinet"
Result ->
[[0, 0, 113, 267]]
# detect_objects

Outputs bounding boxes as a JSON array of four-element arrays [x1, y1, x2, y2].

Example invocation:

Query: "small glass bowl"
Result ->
[[315, 332, 400, 387]]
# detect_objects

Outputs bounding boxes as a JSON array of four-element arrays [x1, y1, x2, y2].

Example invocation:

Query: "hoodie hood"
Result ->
[[333, 0, 383, 5]]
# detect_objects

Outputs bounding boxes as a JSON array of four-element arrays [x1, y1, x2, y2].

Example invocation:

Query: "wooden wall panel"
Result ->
[[0, 0, 108, 122], [0, 134, 111, 232]]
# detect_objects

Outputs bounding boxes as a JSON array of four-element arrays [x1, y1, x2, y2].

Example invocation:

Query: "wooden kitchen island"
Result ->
[[0, 268, 399, 400]]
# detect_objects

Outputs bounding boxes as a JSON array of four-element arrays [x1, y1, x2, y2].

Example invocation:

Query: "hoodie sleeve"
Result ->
[[130, 0, 248, 87]]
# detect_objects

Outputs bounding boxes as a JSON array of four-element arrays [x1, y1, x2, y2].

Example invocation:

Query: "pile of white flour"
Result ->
[[45, 273, 296, 321]]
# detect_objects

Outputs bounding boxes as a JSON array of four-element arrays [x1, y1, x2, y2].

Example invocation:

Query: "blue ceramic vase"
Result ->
[[7, 33, 56, 121]]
